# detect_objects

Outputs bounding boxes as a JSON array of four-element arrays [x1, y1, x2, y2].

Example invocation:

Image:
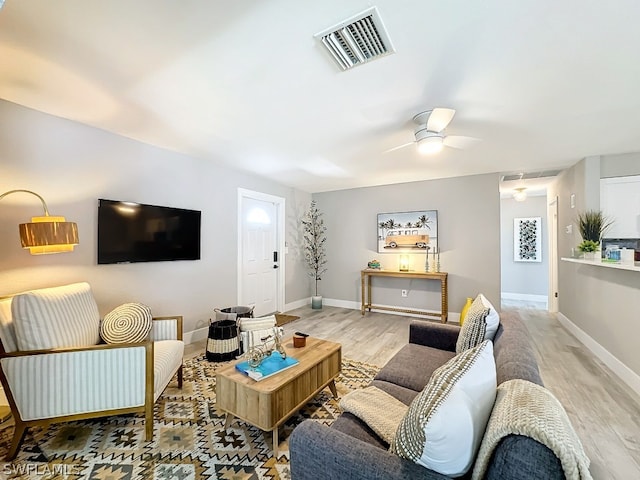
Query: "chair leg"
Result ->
[[145, 403, 154, 441], [6, 420, 27, 460], [177, 364, 183, 389]]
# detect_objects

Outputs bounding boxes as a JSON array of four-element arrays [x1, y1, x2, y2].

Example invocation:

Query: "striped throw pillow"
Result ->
[[12, 282, 101, 351], [390, 340, 497, 477], [455, 294, 490, 353], [101, 303, 152, 344]]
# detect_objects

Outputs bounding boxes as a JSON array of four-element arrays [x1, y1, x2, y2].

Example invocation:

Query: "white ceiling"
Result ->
[[1, 1, 639, 194]]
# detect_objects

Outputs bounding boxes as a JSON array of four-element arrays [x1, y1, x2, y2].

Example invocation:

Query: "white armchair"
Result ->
[[0, 283, 184, 460]]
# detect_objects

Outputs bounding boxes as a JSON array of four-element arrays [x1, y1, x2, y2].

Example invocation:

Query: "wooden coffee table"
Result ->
[[216, 336, 342, 456]]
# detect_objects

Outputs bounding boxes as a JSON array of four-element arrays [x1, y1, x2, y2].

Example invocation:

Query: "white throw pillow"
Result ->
[[12, 282, 101, 351], [391, 340, 497, 477], [478, 294, 500, 341]]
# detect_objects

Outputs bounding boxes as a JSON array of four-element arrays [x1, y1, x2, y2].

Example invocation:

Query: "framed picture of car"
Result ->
[[377, 210, 438, 253]]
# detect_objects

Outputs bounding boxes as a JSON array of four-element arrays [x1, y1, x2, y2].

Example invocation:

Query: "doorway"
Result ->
[[548, 196, 559, 312], [237, 189, 285, 317]]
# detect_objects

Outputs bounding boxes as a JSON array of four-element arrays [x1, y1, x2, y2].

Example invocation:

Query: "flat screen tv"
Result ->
[[98, 199, 201, 264]]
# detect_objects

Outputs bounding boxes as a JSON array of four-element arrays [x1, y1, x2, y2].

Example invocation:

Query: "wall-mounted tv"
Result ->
[[98, 199, 201, 264]]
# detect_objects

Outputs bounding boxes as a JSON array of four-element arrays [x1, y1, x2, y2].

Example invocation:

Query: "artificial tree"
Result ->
[[301, 200, 327, 308]]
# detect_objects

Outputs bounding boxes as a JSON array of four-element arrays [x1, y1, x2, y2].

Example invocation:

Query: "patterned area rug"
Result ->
[[0, 356, 379, 479], [274, 314, 300, 327]]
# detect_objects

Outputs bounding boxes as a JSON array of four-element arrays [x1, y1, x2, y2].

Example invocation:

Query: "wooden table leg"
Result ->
[[441, 276, 448, 323], [361, 271, 366, 315], [272, 428, 279, 457], [328, 379, 338, 399], [224, 412, 234, 430]]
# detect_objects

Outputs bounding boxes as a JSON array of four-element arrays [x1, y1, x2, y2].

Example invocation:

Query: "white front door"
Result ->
[[238, 190, 285, 317]]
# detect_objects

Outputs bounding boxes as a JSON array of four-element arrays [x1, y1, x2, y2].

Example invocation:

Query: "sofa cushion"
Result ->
[[374, 343, 455, 392], [153, 340, 184, 401], [370, 380, 420, 406], [455, 294, 499, 353], [331, 412, 389, 450], [391, 340, 497, 477], [11, 282, 101, 351], [101, 303, 153, 344]]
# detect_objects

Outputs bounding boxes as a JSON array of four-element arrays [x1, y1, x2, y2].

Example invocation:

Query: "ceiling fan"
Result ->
[[384, 108, 479, 155]]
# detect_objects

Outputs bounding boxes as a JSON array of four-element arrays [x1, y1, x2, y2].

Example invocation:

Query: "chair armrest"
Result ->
[[0, 343, 151, 421], [0, 341, 151, 358], [409, 321, 460, 352], [290, 421, 450, 480], [151, 316, 183, 341]]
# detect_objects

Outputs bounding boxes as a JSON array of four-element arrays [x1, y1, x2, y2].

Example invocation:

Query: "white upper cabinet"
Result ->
[[600, 176, 640, 238]]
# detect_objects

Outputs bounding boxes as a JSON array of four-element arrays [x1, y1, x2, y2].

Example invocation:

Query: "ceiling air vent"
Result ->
[[315, 7, 395, 71], [501, 170, 563, 182]]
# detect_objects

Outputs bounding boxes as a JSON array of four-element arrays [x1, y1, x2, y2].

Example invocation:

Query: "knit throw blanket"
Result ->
[[472, 379, 592, 480], [339, 386, 408, 444]]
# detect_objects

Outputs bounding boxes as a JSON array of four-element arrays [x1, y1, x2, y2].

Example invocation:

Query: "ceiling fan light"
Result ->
[[513, 188, 527, 202], [416, 135, 443, 155]]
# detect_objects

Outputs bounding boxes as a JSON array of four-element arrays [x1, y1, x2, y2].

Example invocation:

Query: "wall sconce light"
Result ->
[[0, 189, 79, 254], [513, 187, 527, 202], [399, 255, 410, 272]]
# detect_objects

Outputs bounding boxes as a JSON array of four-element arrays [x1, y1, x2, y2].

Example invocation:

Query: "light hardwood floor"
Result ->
[[189, 306, 640, 479]]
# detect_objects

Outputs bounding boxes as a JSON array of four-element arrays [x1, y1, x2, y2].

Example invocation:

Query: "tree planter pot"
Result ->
[[582, 246, 602, 261], [311, 296, 323, 309]]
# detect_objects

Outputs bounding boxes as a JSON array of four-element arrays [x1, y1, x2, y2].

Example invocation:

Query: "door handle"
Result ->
[[273, 251, 278, 262], [273, 265, 279, 269]]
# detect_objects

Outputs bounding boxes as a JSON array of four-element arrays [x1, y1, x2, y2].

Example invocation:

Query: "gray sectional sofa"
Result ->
[[289, 311, 566, 479]]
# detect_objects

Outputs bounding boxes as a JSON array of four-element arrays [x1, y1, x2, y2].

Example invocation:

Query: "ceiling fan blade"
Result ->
[[382, 142, 415, 154], [443, 135, 481, 149], [426, 108, 456, 132]]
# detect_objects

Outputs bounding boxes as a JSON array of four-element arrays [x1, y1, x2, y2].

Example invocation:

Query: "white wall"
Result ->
[[0, 100, 311, 340], [313, 173, 501, 318], [549, 156, 640, 393], [500, 195, 549, 298]]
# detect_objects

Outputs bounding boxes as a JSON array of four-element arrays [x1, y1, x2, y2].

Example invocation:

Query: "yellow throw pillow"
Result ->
[[460, 297, 473, 326]]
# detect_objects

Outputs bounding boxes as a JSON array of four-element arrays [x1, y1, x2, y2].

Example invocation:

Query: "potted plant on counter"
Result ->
[[301, 200, 327, 309], [576, 210, 612, 260]]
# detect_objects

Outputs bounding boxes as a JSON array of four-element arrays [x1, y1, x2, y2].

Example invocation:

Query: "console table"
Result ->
[[360, 269, 448, 322]]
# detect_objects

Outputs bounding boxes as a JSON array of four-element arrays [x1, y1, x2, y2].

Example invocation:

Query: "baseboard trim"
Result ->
[[184, 326, 208, 345], [284, 298, 308, 311], [323, 298, 460, 324], [557, 312, 640, 398], [323, 298, 359, 310], [501, 292, 548, 304]]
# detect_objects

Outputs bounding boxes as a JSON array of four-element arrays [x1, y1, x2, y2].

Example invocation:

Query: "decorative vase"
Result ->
[[460, 297, 473, 326], [583, 251, 597, 261], [311, 295, 323, 309]]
